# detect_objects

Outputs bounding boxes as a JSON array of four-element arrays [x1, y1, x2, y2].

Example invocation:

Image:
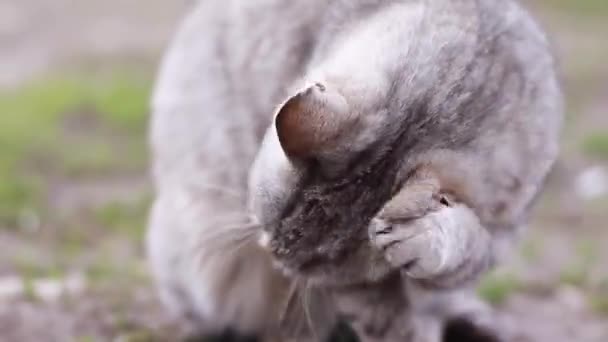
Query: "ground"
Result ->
[[0, 0, 606, 341]]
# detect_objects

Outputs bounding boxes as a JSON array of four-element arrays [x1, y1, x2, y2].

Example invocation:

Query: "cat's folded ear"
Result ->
[[275, 83, 354, 159]]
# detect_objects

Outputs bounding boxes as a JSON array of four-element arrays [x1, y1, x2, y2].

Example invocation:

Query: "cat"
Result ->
[[147, 0, 563, 341]]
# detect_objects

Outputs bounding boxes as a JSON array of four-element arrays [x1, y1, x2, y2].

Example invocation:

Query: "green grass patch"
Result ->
[[54, 218, 93, 258], [559, 266, 589, 287], [539, 0, 608, 17], [93, 74, 151, 131], [575, 239, 599, 264], [13, 254, 63, 280], [117, 330, 158, 342], [0, 179, 43, 228], [0, 73, 151, 133], [589, 292, 608, 316], [85, 257, 149, 287], [94, 196, 151, 241], [559, 240, 598, 287], [0, 72, 152, 226], [22, 276, 39, 302], [59, 139, 147, 177], [478, 272, 521, 305], [76, 336, 96, 342], [86, 259, 121, 283], [520, 238, 543, 262], [581, 132, 608, 159], [12, 254, 62, 302]]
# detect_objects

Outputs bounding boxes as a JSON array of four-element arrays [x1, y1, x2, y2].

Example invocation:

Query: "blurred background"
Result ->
[[0, 0, 606, 341]]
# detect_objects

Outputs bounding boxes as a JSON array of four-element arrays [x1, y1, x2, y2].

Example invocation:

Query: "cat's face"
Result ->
[[248, 81, 438, 285]]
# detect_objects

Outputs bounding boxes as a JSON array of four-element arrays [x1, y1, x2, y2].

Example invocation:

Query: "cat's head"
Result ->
[[248, 81, 440, 285]]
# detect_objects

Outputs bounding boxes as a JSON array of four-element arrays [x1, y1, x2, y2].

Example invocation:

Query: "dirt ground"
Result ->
[[0, 0, 606, 341]]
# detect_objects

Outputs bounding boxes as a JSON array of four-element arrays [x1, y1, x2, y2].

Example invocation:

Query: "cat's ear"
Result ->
[[275, 83, 353, 159]]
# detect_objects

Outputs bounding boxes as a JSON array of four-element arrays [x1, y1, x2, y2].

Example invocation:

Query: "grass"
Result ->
[[589, 294, 608, 316], [581, 132, 608, 159], [0, 72, 151, 227], [76, 337, 96, 342], [520, 238, 543, 262], [545, 0, 608, 17], [84, 245, 150, 286], [94, 195, 151, 241], [559, 265, 590, 287], [116, 330, 158, 342], [559, 240, 598, 287], [13, 254, 63, 280], [0, 180, 42, 228], [0, 70, 155, 322], [86, 259, 124, 284], [478, 271, 521, 306], [12, 253, 63, 302]]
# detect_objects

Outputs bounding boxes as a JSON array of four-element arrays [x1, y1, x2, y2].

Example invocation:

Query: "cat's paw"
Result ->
[[370, 205, 466, 279]]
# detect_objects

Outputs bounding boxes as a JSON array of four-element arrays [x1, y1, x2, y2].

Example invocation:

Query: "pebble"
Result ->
[[575, 166, 608, 200], [0, 273, 86, 302], [555, 285, 587, 313], [34, 273, 87, 302], [0, 276, 24, 300]]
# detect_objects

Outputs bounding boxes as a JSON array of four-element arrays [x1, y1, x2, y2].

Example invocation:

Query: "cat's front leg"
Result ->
[[370, 202, 493, 288]]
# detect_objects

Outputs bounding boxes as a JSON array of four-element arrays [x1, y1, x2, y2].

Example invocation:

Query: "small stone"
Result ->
[[0, 275, 24, 300], [555, 285, 586, 312], [33, 273, 87, 302], [33, 278, 63, 302], [64, 273, 86, 295], [575, 166, 608, 200]]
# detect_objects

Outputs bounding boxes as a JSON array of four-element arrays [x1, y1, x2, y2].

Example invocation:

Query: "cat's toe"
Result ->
[[371, 219, 430, 267], [370, 218, 422, 251]]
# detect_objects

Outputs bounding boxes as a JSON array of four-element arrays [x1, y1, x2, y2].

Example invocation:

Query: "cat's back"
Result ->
[[150, 0, 330, 191], [150, 0, 561, 211]]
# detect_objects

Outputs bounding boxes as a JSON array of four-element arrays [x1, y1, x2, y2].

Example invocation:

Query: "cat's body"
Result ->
[[148, 0, 562, 341]]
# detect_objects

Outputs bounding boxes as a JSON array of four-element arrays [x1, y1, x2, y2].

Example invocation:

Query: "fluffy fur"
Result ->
[[147, 0, 563, 340]]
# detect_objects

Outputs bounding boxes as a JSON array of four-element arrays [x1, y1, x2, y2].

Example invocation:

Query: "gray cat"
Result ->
[[147, 0, 563, 341]]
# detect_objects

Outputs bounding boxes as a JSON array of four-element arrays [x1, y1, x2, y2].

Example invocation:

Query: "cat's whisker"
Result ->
[[369, 255, 378, 281], [211, 221, 261, 233], [301, 280, 320, 342], [278, 279, 301, 337], [200, 226, 259, 249], [196, 219, 260, 239], [194, 237, 259, 273], [194, 222, 263, 270], [194, 212, 254, 225], [227, 232, 260, 254]]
